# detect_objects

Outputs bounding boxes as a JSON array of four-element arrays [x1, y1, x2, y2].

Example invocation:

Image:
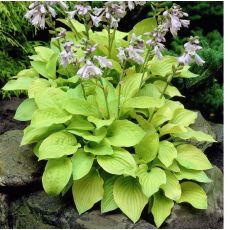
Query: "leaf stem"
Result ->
[[99, 78, 110, 119]]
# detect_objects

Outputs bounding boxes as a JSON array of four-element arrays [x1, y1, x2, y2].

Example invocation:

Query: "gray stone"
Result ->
[[189, 111, 216, 151], [0, 130, 42, 187], [10, 190, 154, 229], [163, 166, 223, 229], [0, 193, 9, 229]]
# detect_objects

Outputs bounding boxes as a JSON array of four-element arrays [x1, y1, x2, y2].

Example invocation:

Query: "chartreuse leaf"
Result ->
[[158, 141, 177, 167], [171, 108, 197, 126], [39, 131, 80, 160], [178, 65, 199, 78], [151, 191, 174, 228], [123, 96, 164, 109], [176, 144, 213, 170], [67, 116, 95, 131], [87, 116, 115, 129], [30, 108, 72, 128], [107, 120, 145, 147], [34, 46, 55, 61], [135, 132, 159, 163], [113, 176, 148, 223], [174, 127, 216, 142], [21, 124, 64, 145], [84, 139, 113, 156], [28, 79, 50, 98], [64, 98, 97, 117], [101, 176, 118, 213], [154, 80, 183, 98], [178, 182, 207, 209], [42, 157, 72, 196], [2, 77, 36, 91], [72, 168, 104, 214], [160, 123, 187, 137], [174, 166, 212, 183], [161, 171, 181, 201], [97, 148, 137, 177], [46, 52, 58, 79], [72, 149, 94, 180], [14, 98, 37, 121], [139, 84, 161, 99], [137, 164, 166, 198]]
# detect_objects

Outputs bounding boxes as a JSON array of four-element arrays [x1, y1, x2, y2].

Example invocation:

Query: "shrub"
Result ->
[[3, 1, 216, 228]]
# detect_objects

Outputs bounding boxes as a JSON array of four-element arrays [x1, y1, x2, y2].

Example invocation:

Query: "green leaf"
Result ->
[[178, 182, 207, 209], [178, 65, 199, 78], [97, 148, 137, 177], [151, 191, 174, 228], [14, 98, 37, 121], [139, 83, 161, 99], [88, 116, 115, 129], [158, 141, 177, 167], [174, 166, 212, 183], [2, 77, 36, 91], [31, 61, 50, 79], [113, 176, 148, 223], [176, 144, 213, 170], [39, 131, 79, 160], [161, 171, 181, 201], [64, 98, 98, 117], [135, 132, 159, 163], [123, 96, 164, 109], [84, 139, 113, 156], [28, 78, 50, 98], [101, 176, 118, 213], [67, 116, 95, 131], [107, 120, 145, 147], [137, 165, 166, 198], [72, 169, 104, 214], [160, 123, 187, 137], [42, 157, 72, 196], [72, 149, 94, 180], [30, 108, 72, 128], [171, 109, 197, 126], [154, 80, 183, 98], [46, 53, 58, 79], [34, 46, 56, 61]]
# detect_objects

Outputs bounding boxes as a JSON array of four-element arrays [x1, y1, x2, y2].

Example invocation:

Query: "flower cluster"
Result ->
[[25, 1, 68, 29], [127, 1, 147, 11], [60, 41, 76, 67], [118, 33, 145, 64], [178, 36, 205, 66]]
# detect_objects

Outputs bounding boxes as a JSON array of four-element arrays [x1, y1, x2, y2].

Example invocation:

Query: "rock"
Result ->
[[10, 190, 154, 229], [210, 123, 223, 143], [189, 111, 216, 151], [0, 130, 42, 187], [0, 193, 9, 229], [163, 166, 223, 229]]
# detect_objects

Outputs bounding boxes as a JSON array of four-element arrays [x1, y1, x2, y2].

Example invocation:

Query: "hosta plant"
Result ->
[[3, 1, 216, 228]]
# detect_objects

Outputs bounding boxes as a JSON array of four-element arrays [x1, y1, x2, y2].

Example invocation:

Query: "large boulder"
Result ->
[[10, 190, 154, 229], [163, 166, 223, 229], [0, 130, 42, 187]]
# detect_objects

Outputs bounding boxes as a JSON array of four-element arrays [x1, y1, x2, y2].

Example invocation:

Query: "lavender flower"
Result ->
[[94, 56, 113, 69], [117, 47, 127, 63], [54, 28, 67, 40], [127, 1, 146, 11], [25, 1, 68, 29], [77, 60, 102, 79], [178, 36, 205, 66], [60, 41, 75, 67]]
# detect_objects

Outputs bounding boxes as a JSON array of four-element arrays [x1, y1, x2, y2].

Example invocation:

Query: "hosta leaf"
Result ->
[[160, 123, 187, 137], [46, 53, 58, 79], [34, 46, 55, 61], [158, 141, 177, 167], [28, 78, 50, 98], [72, 149, 94, 180], [151, 191, 174, 228], [42, 157, 72, 196], [30, 108, 72, 128], [154, 80, 183, 98], [64, 98, 97, 117], [107, 120, 145, 147], [88, 116, 115, 129], [31, 61, 50, 79], [178, 182, 207, 209], [176, 144, 213, 170], [161, 171, 181, 201], [21, 124, 64, 145], [171, 109, 197, 126], [135, 132, 159, 163], [97, 148, 137, 177], [113, 176, 148, 223], [72, 169, 104, 214], [2, 77, 36, 91], [39, 131, 79, 160], [84, 139, 113, 156], [14, 98, 37, 121], [67, 116, 95, 131], [101, 176, 118, 213], [174, 166, 212, 183], [123, 96, 164, 109], [178, 65, 199, 78], [139, 83, 161, 99], [137, 164, 166, 197]]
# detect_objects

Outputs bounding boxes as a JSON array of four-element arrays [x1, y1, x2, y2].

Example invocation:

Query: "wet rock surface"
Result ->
[[0, 130, 43, 187]]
